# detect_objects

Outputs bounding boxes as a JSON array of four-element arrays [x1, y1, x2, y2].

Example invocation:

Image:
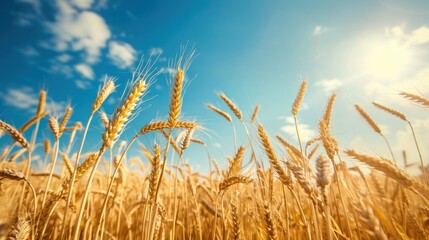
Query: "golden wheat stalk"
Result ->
[[99, 111, 110, 129], [219, 175, 252, 192], [168, 68, 184, 127], [323, 94, 336, 129], [263, 201, 278, 240], [225, 146, 246, 178], [7, 216, 31, 240], [103, 80, 147, 148], [257, 124, 291, 186], [207, 104, 232, 122], [0, 120, 30, 151], [0, 168, 25, 181], [344, 149, 429, 198], [59, 107, 72, 136], [219, 92, 242, 119], [92, 78, 115, 113], [180, 128, 194, 151], [400, 91, 429, 108], [287, 161, 319, 205], [315, 155, 331, 197], [250, 104, 260, 123], [372, 102, 406, 121], [354, 104, 381, 134], [318, 120, 338, 161], [48, 117, 60, 140], [148, 144, 161, 203], [37, 90, 47, 116], [292, 80, 307, 116], [230, 202, 240, 240]]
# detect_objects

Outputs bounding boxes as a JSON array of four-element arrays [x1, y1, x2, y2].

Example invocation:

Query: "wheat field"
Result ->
[[0, 54, 429, 240]]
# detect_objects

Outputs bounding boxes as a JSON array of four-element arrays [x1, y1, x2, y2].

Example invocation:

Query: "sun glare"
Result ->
[[366, 40, 411, 79]]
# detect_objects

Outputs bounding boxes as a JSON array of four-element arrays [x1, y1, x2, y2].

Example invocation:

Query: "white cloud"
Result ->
[[363, 65, 429, 106], [18, 46, 39, 56], [316, 79, 343, 94], [71, 0, 95, 9], [0, 87, 38, 111], [57, 54, 72, 62], [46, 1, 111, 63], [313, 25, 328, 36], [75, 79, 92, 89], [108, 41, 137, 69], [41, 62, 73, 78], [75, 63, 95, 79], [150, 47, 163, 56], [280, 116, 316, 142], [407, 26, 429, 46], [0, 87, 66, 114]]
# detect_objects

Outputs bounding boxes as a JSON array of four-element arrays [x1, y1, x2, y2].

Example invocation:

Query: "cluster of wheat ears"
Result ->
[[0, 52, 429, 240]]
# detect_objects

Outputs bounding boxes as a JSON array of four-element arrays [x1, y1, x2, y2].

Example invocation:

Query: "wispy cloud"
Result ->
[[16, 0, 139, 89], [70, 0, 95, 9], [18, 46, 39, 57], [75, 63, 95, 79], [313, 25, 328, 36], [57, 54, 72, 62], [316, 78, 343, 94], [75, 79, 92, 89], [0, 86, 66, 114], [407, 26, 429, 46], [0, 87, 38, 111], [279, 116, 316, 142], [108, 41, 137, 69]]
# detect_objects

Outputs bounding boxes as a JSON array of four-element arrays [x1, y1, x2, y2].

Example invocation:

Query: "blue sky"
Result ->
[[1, 0, 429, 172]]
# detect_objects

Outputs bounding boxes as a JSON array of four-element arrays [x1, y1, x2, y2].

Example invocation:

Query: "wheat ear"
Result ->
[[354, 104, 381, 134], [0, 120, 30, 151], [250, 104, 260, 123], [48, 117, 60, 140], [219, 175, 252, 192], [219, 92, 242, 119], [168, 68, 184, 127], [257, 124, 291, 186], [323, 94, 336, 129], [92, 78, 115, 113], [292, 80, 307, 116], [37, 90, 46, 116], [263, 201, 278, 240], [372, 102, 406, 121], [400, 91, 429, 108], [345, 149, 429, 198], [58, 106, 72, 136], [207, 104, 232, 122], [103, 80, 147, 148], [148, 144, 161, 203]]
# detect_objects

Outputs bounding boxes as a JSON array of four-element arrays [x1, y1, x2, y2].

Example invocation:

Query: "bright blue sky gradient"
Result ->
[[1, 0, 429, 172]]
